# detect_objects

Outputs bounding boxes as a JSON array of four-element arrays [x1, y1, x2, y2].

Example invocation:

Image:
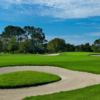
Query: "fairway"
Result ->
[[0, 52, 100, 100]]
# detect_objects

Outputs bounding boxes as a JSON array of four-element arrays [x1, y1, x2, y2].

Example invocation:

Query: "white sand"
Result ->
[[90, 54, 100, 56], [0, 66, 100, 100], [40, 53, 60, 56]]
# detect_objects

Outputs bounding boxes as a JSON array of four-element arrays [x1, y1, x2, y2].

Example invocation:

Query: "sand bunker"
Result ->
[[40, 53, 60, 56], [0, 66, 100, 100], [90, 54, 100, 56]]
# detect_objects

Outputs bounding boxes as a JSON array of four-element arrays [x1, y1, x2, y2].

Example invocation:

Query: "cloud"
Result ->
[[0, 0, 100, 19], [86, 32, 100, 36]]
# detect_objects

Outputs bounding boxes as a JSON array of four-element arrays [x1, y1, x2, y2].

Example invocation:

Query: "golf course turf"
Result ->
[[0, 71, 61, 89], [0, 52, 100, 100]]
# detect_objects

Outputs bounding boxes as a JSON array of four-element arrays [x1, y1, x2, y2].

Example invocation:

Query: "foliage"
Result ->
[[2, 41, 8, 52], [0, 71, 60, 89], [19, 39, 31, 54], [1, 25, 25, 42], [0, 40, 3, 52], [66, 43, 75, 51], [1, 25, 100, 54], [92, 39, 100, 52], [47, 38, 66, 53], [75, 43, 92, 52], [8, 36, 18, 54]]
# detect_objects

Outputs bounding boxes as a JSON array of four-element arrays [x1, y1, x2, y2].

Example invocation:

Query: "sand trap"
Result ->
[[90, 54, 100, 56], [0, 66, 100, 100], [40, 53, 60, 56]]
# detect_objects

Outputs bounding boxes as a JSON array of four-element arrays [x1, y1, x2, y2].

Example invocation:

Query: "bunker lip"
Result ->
[[40, 53, 60, 56], [1, 66, 100, 100], [90, 54, 100, 56]]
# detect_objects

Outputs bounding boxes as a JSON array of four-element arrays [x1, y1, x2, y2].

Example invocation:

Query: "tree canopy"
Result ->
[[8, 36, 18, 54], [92, 39, 100, 52], [47, 38, 66, 53], [0, 25, 99, 54]]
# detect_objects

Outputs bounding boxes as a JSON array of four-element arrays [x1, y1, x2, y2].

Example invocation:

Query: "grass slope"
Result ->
[[0, 71, 61, 89]]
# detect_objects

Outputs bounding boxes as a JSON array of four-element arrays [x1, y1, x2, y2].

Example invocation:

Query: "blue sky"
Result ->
[[0, 0, 100, 45]]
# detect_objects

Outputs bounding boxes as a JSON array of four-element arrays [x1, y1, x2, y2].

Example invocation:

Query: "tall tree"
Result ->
[[31, 27, 47, 45], [0, 40, 3, 53], [19, 39, 31, 54], [66, 43, 75, 51], [92, 39, 100, 52], [2, 41, 8, 53], [1, 25, 25, 42], [23, 26, 31, 39], [8, 36, 18, 54], [47, 38, 66, 53], [84, 43, 92, 52]]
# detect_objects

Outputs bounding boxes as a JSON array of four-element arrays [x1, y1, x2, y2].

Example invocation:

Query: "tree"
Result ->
[[1, 25, 25, 42], [47, 38, 66, 53], [8, 36, 18, 54], [66, 43, 75, 51], [75, 43, 92, 52], [92, 39, 100, 52], [75, 45, 81, 51], [19, 39, 31, 54], [0, 40, 3, 53], [2, 41, 8, 53], [84, 43, 92, 52]]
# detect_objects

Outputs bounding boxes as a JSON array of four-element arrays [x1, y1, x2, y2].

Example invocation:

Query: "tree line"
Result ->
[[0, 25, 99, 54]]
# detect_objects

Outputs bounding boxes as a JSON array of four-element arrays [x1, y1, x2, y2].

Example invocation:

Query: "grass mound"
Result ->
[[0, 71, 61, 89]]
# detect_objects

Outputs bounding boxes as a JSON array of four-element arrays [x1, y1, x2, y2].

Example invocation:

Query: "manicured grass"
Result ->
[[22, 84, 100, 100], [0, 52, 100, 74], [1, 52, 100, 99], [0, 71, 61, 89]]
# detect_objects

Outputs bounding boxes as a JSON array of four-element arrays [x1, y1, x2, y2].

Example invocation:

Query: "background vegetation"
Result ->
[[0, 25, 100, 54]]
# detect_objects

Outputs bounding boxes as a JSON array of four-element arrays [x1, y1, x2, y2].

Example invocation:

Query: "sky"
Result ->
[[0, 0, 100, 45]]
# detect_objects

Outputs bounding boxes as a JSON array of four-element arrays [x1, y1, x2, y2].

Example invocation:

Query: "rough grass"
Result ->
[[0, 71, 61, 89]]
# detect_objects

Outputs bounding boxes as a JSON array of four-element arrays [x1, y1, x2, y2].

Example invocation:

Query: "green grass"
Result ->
[[22, 84, 100, 100], [1, 52, 100, 99], [0, 52, 100, 74], [0, 71, 61, 89]]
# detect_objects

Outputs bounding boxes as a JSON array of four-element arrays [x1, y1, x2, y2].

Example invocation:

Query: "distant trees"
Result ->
[[1, 26, 25, 42], [75, 43, 92, 52], [92, 39, 100, 52], [0, 40, 3, 53], [1, 25, 100, 54], [19, 39, 31, 54], [0, 25, 47, 54], [66, 43, 75, 51], [8, 36, 18, 54], [47, 38, 66, 53]]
